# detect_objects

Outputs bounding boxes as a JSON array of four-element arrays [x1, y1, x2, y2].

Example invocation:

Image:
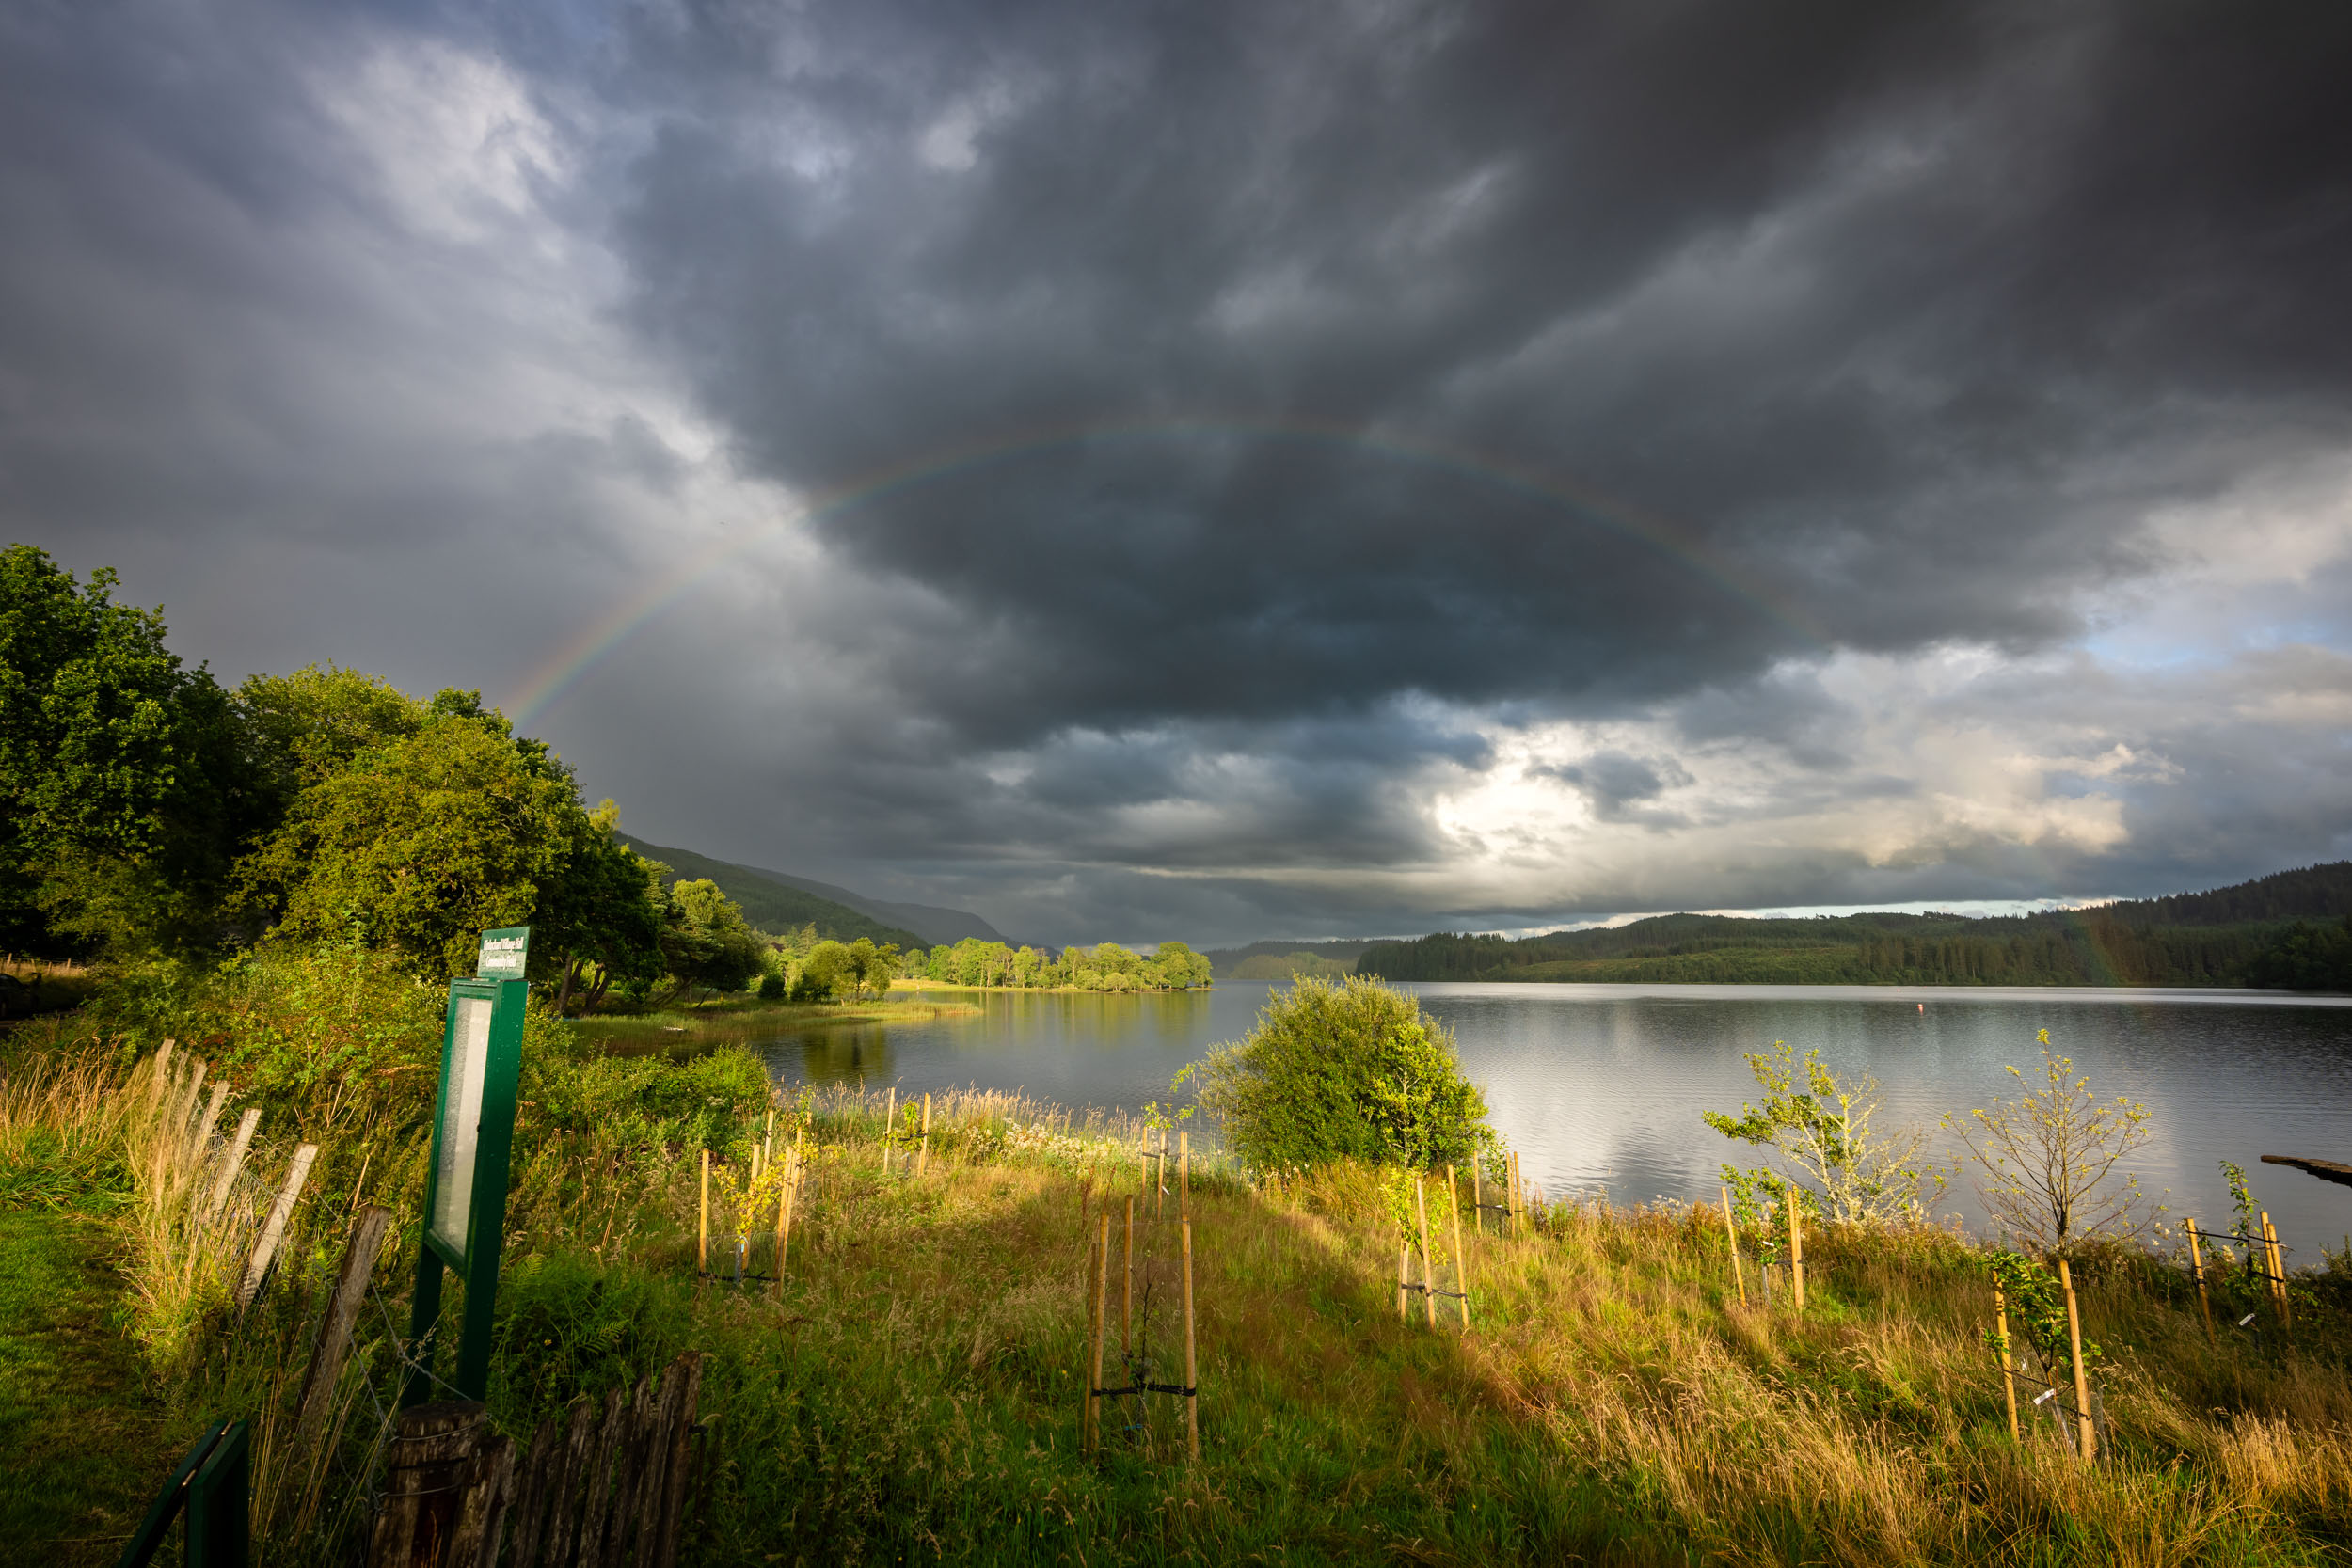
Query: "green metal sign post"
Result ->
[[404, 927, 530, 1407]]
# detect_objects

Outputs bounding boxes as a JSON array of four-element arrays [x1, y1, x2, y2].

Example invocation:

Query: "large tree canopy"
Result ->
[[0, 544, 250, 956], [239, 708, 587, 978]]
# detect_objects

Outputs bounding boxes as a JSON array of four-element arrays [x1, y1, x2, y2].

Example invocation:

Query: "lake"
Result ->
[[755, 981, 2352, 1249]]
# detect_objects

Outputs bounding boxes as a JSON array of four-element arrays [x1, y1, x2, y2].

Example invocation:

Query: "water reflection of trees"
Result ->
[[790, 1024, 893, 1085]]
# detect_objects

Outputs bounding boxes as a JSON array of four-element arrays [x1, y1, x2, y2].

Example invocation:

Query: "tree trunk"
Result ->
[[554, 953, 578, 1017]]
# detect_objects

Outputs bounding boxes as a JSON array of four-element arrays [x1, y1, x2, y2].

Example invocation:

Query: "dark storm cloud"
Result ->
[[6, 0, 2352, 943], [609, 0, 2352, 748]]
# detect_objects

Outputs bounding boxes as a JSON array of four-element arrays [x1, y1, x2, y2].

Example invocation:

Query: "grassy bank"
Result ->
[[5, 998, 2352, 1563]]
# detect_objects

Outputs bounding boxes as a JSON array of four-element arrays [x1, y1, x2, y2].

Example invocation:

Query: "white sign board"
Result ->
[[430, 995, 494, 1257]]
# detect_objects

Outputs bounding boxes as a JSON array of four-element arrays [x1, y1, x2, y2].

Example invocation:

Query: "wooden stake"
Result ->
[[882, 1088, 896, 1175], [1993, 1280, 2020, 1444], [1089, 1212, 1110, 1456], [1473, 1161, 1485, 1235], [1446, 1167, 1471, 1329], [204, 1107, 262, 1225], [1182, 1217, 1200, 1463], [1415, 1175, 1438, 1328], [1507, 1151, 1520, 1236], [2185, 1218, 2216, 1344], [1179, 1130, 1190, 1221], [2058, 1258, 2095, 1464], [187, 1080, 229, 1166], [237, 1143, 319, 1309], [772, 1147, 800, 1291], [1721, 1186, 1747, 1307], [697, 1149, 710, 1275], [764, 1107, 775, 1167], [1788, 1192, 1804, 1314], [2264, 1212, 2292, 1338], [149, 1037, 176, 1110], [295, 1205, 393, 1445], [1398, 1243, 1410, 1321], [1122, 1196, 1135, 1357], [917, 1093, 932, 1179]]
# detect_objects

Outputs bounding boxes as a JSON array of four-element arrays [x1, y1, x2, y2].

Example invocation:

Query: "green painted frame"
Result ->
[[404, 954, 528, 1405]]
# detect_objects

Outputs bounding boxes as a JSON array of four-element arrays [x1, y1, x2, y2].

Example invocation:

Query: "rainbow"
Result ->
[[505, 417, 1829, 731]]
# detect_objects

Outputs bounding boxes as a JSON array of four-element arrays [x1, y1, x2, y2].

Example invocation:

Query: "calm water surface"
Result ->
[[755, 982, 2352, 1245]]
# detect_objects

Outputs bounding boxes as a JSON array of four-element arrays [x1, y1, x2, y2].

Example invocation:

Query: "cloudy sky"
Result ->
[[6, 1, 2350, 945]]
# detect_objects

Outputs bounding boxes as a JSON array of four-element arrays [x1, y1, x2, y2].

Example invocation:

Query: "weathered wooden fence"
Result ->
[[368, 1353, 706, 1568]]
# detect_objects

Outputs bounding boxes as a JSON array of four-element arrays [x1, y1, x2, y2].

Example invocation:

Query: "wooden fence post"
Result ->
[[1179, 1130, 1190, 1221], [697, 1149, 710, 1275], [296, 1205, 393, 1445], [918, 1093, 932, 1180], [1472, 1161, 1485, 1235], [1122, 1196, 1135, 1358], [237, 1143, 319, 1309], [1414, 1176, 1438, 1327], [1447, 1167, 1471, 1328], [1993, 1280, 2020, 1444], [772, 1146, 799, 1292], [882, 1087, 896, 1176], [1182, 1217, 1200, 1463], [1088, 1212, 1109, 1456], [204, 1107, 262, 1226], [1397, 1242, 1409, 1322], [187, 1080, 230, 1167], [2185, 1218, 2216, 1344], [2263, 1212, 2292, 1338], [2058, 1259, 2095, 1463], [149, 1037, 176, 1110], [1788, 1194, 1804, 1314], [1720, 1186, 1748, 1306]]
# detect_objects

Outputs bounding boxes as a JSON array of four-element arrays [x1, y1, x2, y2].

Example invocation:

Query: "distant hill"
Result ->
[[618, 835, 924, 948], [1357, 863, 2352, 989], [1201, 939, 1381, 978], [734, 865, 1009, 948]]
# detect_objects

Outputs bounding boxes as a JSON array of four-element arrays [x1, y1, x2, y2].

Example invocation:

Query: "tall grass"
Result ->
[[11, 1002, 2352, 1565]]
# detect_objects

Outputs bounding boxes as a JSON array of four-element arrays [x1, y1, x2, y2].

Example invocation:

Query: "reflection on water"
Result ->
[[752, 981, 2352, 1244]]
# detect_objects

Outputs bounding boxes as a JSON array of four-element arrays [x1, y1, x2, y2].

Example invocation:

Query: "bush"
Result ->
[[1185, 975, 1493, 1173]]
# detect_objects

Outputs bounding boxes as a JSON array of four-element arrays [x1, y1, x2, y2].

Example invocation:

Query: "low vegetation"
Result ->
[[6, 964, 2352, 1565]]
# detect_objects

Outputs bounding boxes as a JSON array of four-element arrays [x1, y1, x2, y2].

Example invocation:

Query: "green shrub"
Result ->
[[1184, 975, 1494, 1173]]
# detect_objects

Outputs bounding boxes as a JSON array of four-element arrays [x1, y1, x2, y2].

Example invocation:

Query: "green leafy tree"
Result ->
[[238, 708, 582, 978], [1184, 974, 1495, 1173], [0, 545, 255, 957], [660, 878, 765, 999], [1704, 1039, 1944, 1225], [799, 939, 854, 1001], [1945, 1031, 2157, 1254], [1150, 940, 1212, 989], [234, 662, 428, 812], [538, 804, 667, 1015]]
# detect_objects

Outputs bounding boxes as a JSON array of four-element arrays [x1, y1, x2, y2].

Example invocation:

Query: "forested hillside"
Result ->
[[617, 834, 922, 946], [1201, 938, 1375, 975], [1357, 863, 2352, 989]]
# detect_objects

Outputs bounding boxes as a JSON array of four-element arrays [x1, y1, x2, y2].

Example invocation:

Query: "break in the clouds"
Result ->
[[5, 1, 2350, 944]]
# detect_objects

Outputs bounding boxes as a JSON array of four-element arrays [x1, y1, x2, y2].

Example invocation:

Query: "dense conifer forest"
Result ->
[[1356, 863, 2352, 989]]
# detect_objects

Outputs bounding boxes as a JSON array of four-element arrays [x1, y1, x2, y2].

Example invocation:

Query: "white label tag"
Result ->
[[2033, 1388, 2056, 1405]]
